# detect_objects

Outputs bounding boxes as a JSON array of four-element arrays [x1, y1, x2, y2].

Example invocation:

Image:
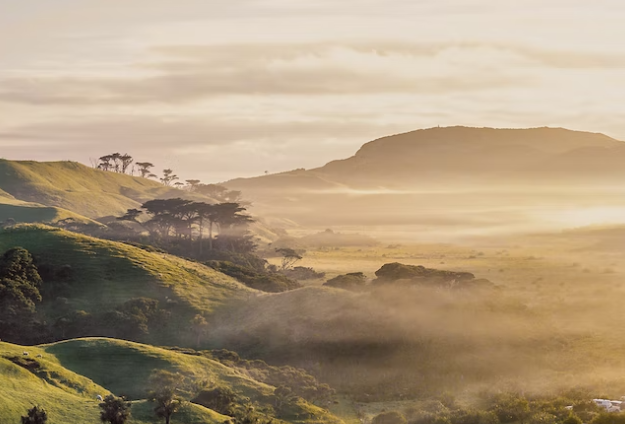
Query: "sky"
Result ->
[[1, 0, 625, 182]]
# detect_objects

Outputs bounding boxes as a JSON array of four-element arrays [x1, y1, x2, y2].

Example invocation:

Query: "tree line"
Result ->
[[117, 198, 253, 254]]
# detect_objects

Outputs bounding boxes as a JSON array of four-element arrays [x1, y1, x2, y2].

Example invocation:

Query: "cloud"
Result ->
[[0, 41, 536, 106]]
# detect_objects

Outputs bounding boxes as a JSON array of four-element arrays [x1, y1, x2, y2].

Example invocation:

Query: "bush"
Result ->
[[373, 411, 408, 424], [323, 272, 367, 290]]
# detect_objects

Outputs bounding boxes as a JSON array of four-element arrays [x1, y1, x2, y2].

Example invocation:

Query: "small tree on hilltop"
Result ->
[[21, 406, 48, 424], [99, 395, 132, 424], [148, 370, 186, 424], [275, 248, 303, 271], [136, 162, 155, 178], [191, 314, 209, 348], [160, 169, 179, 186]]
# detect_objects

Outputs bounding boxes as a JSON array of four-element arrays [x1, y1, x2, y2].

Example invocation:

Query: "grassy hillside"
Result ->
[[0, 159, 189, 219], [0, 340, 239, 424], [0, 338, 342, 424], [0, 225, 255, 346]]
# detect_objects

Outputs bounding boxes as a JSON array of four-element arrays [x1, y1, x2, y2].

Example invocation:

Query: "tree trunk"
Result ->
[[198, 219, 203, 256], [208, 221, 213, 251], [166, 415, 171, 424]]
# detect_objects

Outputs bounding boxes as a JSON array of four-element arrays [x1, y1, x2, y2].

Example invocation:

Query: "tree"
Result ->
[[120, 154, 134, 174], [99, 395, 132, 424], [148, 370, 186, 424], [136, 162, 155, 178], [160, 169, 179, 186], [21, 406, 47, 424], [117, 209, 143, 223], [275, 248, 303, 271], [191, 314, 209, 348], [273, 386, 297, 414], [0, 248, 44, 342], [185, 180, 201, 191]]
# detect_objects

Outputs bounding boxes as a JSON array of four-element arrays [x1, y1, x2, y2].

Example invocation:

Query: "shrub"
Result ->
[[373, 411, 408, 424]]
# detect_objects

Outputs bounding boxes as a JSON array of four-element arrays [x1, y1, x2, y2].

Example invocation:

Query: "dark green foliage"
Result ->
[[562, 413, 583, 424], [0, 247, 43, 285], [99, 395, 132, 424], [148, 370, 186, 424], [206, 349, 335, 404], [372, 411, 407, 424], [0, 247, 44, 343], [273, 386, 298, 415], [21, 405, 47, 424], [591, 413, 625, 424], [489, 393, 531, 424], [53, 298, 170, 341], [230, 402, 274, 424], [323, 272, 367, 290], [192, 386, 239, 416], [206, 261, 300, 292]]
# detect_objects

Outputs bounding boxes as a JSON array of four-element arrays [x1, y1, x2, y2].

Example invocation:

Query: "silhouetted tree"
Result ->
[[136, 162, 155, 178], [117, 209, 143, 223], [99, 395, 132, 424], [120, 154, 134, 174], [160, 169, 179, 186], [275, 248, 303, 271]]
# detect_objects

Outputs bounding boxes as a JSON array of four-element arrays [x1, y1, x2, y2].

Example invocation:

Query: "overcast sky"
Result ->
[[1, 0, 625, 182]]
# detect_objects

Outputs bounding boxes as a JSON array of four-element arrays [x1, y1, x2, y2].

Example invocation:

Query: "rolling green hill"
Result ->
[[0, 338, 342, 424], [0, 225, 255, 344]]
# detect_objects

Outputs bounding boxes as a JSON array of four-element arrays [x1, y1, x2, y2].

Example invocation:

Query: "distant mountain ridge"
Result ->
[[223, 126, 625, 230], [226, 126, 625, 191]]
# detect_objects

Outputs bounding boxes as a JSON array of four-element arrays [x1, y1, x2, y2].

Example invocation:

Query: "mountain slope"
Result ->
[[223, 127, 625, 233], [227, 127, 624, 191]]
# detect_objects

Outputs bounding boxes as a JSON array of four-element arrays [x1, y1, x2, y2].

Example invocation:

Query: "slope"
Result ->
[[0, 225, 254, 344], [227, 126, 625, 191], [42, 338, 341, 424], [0, 159, 189, 219], [0, 340, 238, 424]]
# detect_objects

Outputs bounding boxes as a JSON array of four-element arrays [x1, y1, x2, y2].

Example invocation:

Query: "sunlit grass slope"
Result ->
[[0, 225, 254, 318], [0, 340, 235, 424], [0, 159, 179, 218]]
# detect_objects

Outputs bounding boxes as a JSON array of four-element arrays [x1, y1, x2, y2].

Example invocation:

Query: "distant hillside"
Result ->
[[227, 127, 624, 191], [0, 337, 340, 424], [223, 127, 625, 232], [0, 159, 207, 220]]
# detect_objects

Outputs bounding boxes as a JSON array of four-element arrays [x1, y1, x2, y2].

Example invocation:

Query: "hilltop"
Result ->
[[0, 337, 341, 424]]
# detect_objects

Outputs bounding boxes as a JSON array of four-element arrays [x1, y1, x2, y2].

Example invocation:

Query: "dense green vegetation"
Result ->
[[0, 225, 253, 346]]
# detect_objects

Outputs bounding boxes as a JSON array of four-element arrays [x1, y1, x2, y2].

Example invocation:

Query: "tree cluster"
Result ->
[[118, 198, 254, 254], [0, 247, 45, 343]]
